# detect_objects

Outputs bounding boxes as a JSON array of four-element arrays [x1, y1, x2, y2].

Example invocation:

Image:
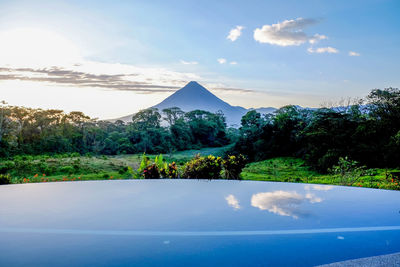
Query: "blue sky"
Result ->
[[0, 0, 399, 118]]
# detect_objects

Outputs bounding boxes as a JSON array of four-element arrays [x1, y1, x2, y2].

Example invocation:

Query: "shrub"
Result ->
[[143, 163, 160, 179], [317, 149, 341, 173], [37, 162, 49, 173], [73, 164, 80, 172], [137, 154, 167, 179], [0, 160, 14, 174], [331, 156, 369, 186], [160, 162, 178, 178], [118, 166, 129, 174], [182, 155, 223, 179], [0, 174, 12, 185], [222, 154, 246, 180], [60, 166, 75, 175]]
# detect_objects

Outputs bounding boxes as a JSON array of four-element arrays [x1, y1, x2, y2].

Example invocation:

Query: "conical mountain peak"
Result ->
[[114, 81, 277, 127], [152, 81, 247, 126], [178, 81, 212, 94]]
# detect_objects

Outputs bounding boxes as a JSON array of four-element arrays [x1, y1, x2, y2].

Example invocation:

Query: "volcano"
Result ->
[[115, 81, 276, 126]]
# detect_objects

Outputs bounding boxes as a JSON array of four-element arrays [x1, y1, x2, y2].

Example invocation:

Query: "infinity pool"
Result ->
[[0, 180, 399, 266]]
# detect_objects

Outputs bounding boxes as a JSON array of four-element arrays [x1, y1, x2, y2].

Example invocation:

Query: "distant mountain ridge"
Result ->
[[115, 81, 277, 126]]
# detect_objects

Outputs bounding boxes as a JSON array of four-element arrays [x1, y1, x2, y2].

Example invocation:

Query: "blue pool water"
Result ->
[[0, 180, 399, 266]]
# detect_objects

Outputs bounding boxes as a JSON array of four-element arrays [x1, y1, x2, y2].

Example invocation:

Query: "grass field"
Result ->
[[1, 146, 232, 184], [2, 147, 399, 190], [242, 157, 400, 190]]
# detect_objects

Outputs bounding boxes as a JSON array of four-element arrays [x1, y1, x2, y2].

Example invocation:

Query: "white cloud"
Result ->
[[348, 51, 360, 56], [253, 18, 325, 46], [230, 61, 238, 65], [227, 26, 244, 42], [0, 60, 201, 94], [309, 34, 327, 44], [307, 47, 339, 54], [225, 194, 241, 210], [180, 60, 198, 65], [217, 58, 227, 64]]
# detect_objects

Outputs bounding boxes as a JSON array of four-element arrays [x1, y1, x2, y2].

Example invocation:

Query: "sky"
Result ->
[[0, 0, 399, 119]]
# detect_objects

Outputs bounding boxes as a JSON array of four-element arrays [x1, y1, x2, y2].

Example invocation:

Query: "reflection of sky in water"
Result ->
[[0, 180, 400, 266], [251, 190, 321, 219], [225, 194, 240, 210], [0, 180, 399, 231], [304, 184, 334, 191], [226, 184, 328, 218]]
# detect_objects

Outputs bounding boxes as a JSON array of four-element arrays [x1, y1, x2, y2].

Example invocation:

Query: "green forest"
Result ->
[[0, 87, 399, 189]]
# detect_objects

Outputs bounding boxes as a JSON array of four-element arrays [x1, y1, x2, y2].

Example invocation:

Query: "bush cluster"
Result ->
[[183, 155, 223, 179], [160, 162, 178, 178], [223, 155, 247, 180], [143, 164, 161, 179], [0, 174, 11, 185], [138, 154, 179, 179], [137, 153, 247, 180]]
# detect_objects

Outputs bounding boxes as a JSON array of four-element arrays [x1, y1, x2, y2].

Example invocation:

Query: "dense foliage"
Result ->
[[182, 155, 223, 179], [0, 104, 230, 157], [1, 87, 399, 178], [0, 174, 11, 185], [222, 155, 247, 180], [231, 88, 400, 172], [134, 153, 246, 179]]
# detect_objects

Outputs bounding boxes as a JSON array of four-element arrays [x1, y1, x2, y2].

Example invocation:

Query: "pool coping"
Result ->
[[317, 252, 400, 267]]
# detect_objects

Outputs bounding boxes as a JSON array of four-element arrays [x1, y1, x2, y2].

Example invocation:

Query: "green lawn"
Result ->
[[241, 157, 400, 190], [1, 146, 231, 184]]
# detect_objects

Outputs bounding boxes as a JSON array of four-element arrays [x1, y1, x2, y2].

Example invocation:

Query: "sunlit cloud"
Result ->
[[227, 26, 244, 42], [254, 18, 326, 46], [348, 51, 360, 56], [180, 60, 199, 65], [251, 190, 323, 219], [0, 66, 190, 93], [211, 86, 254, 93], [225, 194, 241, 210], [230, 61, 238, 65], [217, 58, 227, 64], [309, 34, 328, 44], [0, 65, 256, 95], [307, 47, 339, 54], [0, 51, 206, 95]]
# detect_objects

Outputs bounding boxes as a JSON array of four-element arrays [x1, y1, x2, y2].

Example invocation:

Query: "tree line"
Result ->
[[231, 88, 400, 172], [1, 87, 399, 173], [0, 104, 230, 157]]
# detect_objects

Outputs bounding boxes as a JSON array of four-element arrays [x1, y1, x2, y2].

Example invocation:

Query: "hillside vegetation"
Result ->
[[1, 87, 400, 190], [2, 152, 399, 190]]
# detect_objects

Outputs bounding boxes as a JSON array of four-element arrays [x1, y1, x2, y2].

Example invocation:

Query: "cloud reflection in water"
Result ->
[[251, 190, 323, 219], [225, 194, 241, 210]]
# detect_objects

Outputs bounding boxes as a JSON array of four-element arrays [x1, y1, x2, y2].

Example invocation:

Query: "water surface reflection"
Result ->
[[251, 190, 323, 219]]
